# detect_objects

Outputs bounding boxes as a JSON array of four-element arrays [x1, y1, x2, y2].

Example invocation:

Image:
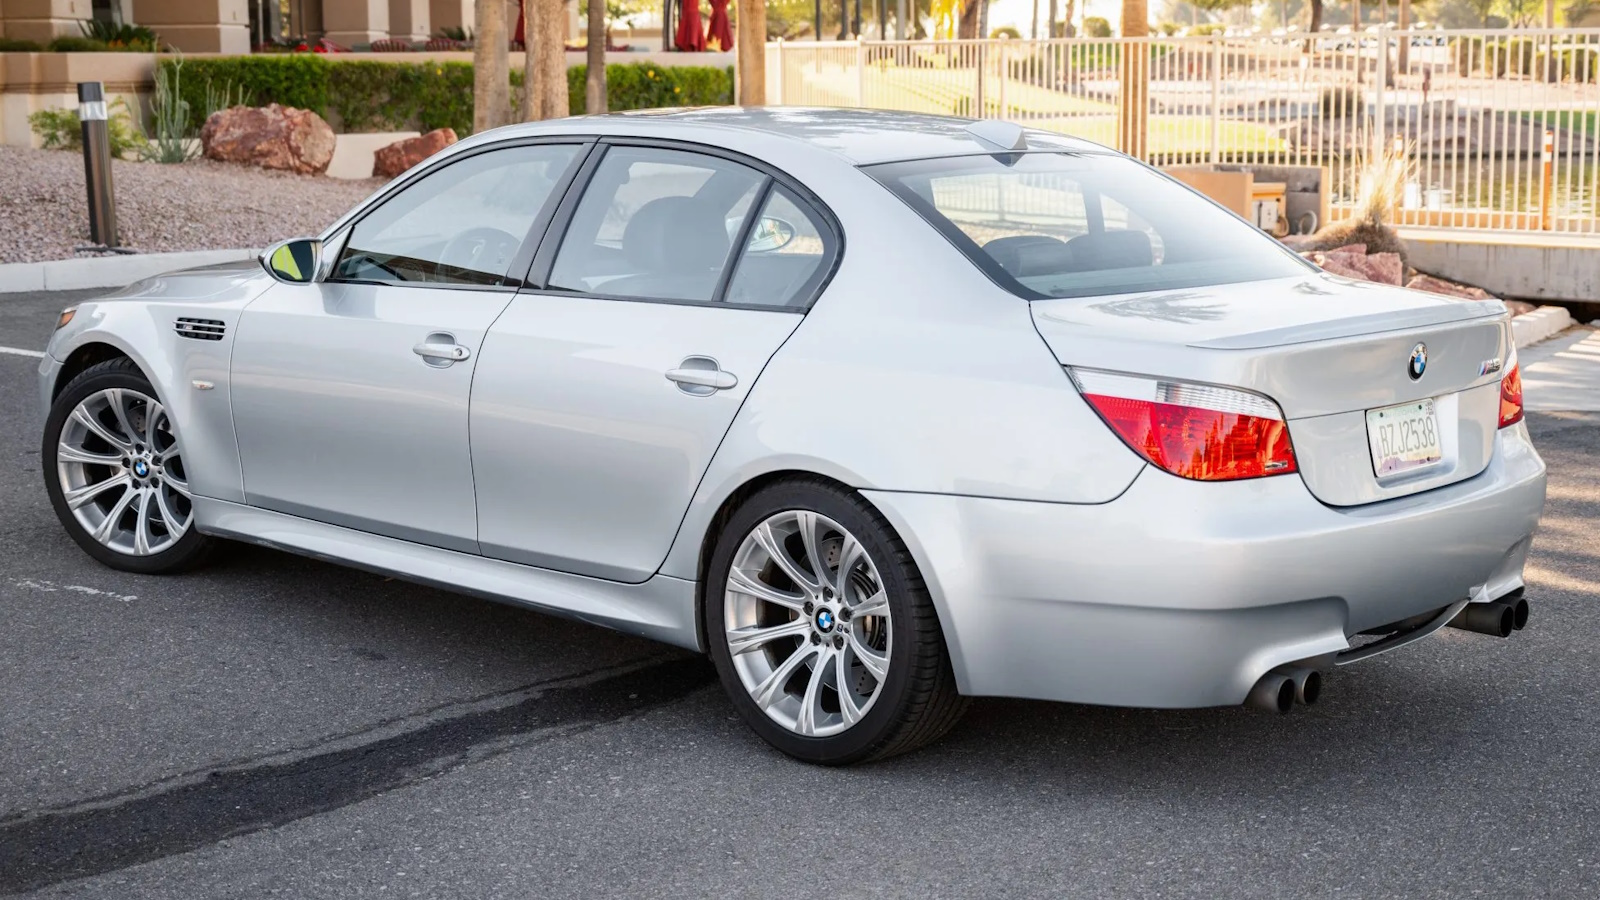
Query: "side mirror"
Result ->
[[747, 216, 797, 253], [261, 237, 323, 284]]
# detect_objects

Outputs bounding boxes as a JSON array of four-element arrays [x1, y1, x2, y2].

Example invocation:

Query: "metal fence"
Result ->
[[766, 29, 1600, 234]]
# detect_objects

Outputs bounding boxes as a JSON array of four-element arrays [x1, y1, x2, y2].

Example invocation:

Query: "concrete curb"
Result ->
[[1512, 306, 1576, 350], [0, 249, 259, 294]]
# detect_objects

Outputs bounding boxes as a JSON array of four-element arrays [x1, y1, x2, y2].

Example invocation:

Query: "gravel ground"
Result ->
[[0, 146, 384, 264]]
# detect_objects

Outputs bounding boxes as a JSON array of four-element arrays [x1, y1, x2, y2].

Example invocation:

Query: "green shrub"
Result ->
[[27, 99, 144, 157], [162, 56, 731, 135], [565, 63, 734, 115], [329, 59, 476, 134], [1083, 16, 1112, 38], [46, 36, 109, 52], [1189, 22, 1227, 36], [0, 37, 43, 52], [990, 26, 1022, 39]]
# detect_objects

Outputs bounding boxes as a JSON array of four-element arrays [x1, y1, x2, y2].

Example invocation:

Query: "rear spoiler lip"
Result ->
[[1189, 299, 1506, 351]]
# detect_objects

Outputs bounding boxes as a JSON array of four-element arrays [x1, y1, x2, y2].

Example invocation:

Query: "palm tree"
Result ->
[[524, 0, 570, 120], [474, 0, 510, 132], [587, 0, 608, 113], [737, 0, 768, 104], [1118, 0, 1149, 157]]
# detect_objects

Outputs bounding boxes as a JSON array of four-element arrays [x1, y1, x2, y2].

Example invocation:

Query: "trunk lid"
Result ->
[[1031, 274, 1514, 506]]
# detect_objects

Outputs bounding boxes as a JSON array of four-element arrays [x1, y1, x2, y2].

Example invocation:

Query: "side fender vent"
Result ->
[[175, 317, 226, 341]]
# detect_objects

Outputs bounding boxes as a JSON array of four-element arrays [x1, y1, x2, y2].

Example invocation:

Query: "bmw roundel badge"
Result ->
[[1408, 343, 1428, 381]]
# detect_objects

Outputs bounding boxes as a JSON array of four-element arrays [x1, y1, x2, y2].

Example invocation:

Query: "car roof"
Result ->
[[493, 107, 1113, 166]]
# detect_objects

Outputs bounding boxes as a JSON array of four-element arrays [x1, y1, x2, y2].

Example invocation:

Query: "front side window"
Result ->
[[867, 153, 1310, 300], [334, 143, 580, 287], [548, 146, 765, 303]]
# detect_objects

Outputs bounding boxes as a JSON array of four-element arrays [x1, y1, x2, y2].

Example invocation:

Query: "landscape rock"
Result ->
[[201, 104, 336, 176], [1404, 273, 1496, 301], [372, 128, 458, 179]]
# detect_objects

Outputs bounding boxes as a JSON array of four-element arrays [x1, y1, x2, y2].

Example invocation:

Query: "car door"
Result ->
[[471, 141, 841, 582], [230, 140, 588, 553]]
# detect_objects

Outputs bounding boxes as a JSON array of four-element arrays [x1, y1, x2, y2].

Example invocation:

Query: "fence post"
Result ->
[[775, 38, 785, 105], [856, 37, 866, 107], [1541, 128, 1554, 231], [1373, 25, 1387, 160], [1209, 36, 1222, 164], [974, 41, 986, 116], [998, 35, 1008, 117]]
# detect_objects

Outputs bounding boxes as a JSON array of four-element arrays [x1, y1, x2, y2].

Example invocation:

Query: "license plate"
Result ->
[[1366, 399, 1443, 477]]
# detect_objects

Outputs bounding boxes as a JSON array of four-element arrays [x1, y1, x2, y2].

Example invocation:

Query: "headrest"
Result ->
[[622, 196, 730, 273], [1065, 230, 1153, 271]]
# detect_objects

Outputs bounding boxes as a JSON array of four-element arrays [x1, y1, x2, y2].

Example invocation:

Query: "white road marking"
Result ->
[[12, 579, 137, 603], [0, 345, 46, 359]]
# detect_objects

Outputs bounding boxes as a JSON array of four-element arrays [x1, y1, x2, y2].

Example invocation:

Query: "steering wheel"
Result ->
[[437, 227, 521, 278]]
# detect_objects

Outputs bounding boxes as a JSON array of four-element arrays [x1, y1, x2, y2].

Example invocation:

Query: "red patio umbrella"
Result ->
[[705, 0, 733, 52], [674, 0, 706, 51]]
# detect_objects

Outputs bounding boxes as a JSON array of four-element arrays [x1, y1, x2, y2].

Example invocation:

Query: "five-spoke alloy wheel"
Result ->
[[706, 480, 966, 765], [43, 358, 215, 573]]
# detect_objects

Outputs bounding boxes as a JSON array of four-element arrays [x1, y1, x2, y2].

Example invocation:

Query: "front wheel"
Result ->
[[705, 480, 967, 765], [42, 358, 216, 574]]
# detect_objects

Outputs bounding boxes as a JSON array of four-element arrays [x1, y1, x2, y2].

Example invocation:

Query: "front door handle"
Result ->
[[413, 332, 471, 367], [666, 356, 737, 396]]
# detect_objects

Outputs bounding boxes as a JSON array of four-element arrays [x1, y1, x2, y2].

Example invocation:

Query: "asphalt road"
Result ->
[[2, 289, 1599, 899]]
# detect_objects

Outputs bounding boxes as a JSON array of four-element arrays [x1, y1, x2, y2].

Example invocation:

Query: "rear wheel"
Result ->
[[706, 480, 967, 765], [42, 358, 216, 574]]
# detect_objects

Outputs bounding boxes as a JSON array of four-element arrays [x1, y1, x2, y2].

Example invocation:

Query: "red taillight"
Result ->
[[1070, 369, 1297, 481], [1499, 363, 1524, 428]]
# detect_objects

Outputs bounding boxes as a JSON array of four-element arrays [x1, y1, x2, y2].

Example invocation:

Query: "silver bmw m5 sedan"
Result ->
[[37, 109, 1546, 764]]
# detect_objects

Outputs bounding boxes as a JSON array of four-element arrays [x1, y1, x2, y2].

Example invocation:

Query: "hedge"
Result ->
[[161, 56, 733, 135]]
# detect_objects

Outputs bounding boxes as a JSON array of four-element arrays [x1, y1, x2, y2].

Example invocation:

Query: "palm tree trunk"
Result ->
[[737, 0, 768, 104], [1047, 0, 1058, 37], [526, 0, 570, 120], [1118, 0, 1148, 158], [475, 0, 510, 132], [587, 0, 607, 112]]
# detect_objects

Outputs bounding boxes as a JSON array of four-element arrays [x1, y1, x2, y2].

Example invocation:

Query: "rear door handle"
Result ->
[[666, 356, 737, 395], [413, 332, 471, 367]]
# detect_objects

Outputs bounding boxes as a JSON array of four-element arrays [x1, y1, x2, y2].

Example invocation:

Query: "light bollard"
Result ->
[[77, 81, 119, 248]]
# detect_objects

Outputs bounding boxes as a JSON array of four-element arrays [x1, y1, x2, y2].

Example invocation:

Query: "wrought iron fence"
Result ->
[[766, 30, 1600, 234]]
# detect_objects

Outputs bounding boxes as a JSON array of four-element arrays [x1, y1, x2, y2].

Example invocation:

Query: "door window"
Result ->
[[723, 185, 836, 308], [333, 143, 580, 287], [547, 146, 766, 303]]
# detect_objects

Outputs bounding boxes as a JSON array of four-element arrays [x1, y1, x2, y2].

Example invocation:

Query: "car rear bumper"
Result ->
[[863, 422, 1547, 708]]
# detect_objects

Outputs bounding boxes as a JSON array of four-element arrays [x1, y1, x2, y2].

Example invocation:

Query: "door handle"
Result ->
[[666, 356, 737, 395], [413, 332, 471, 367]]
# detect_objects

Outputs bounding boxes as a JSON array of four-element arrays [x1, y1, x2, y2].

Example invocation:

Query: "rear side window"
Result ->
[[723, 186, 835, 308], [866, 153, 1308, 300]]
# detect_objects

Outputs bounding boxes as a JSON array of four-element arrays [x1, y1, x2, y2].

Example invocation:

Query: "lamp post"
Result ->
[[77, 82, 118, 249]]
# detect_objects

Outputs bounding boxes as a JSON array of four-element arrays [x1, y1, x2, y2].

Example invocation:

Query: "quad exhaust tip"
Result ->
[[1245, 666, 1321, 714]]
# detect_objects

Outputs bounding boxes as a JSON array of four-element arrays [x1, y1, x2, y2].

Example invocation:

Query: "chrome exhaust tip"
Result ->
[[1274, 665, 1322, 706], [1246, 672, 1295, 714]]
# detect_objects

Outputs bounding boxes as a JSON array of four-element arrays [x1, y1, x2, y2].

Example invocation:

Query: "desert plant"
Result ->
[[1299, 141, 1414, 260], [140, 56, 247, 163], [27, 98, 145, 157], [79, 18, 159, 51]]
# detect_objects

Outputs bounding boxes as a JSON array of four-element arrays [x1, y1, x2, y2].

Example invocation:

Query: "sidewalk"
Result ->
[[1521, 325, 1600, 413]]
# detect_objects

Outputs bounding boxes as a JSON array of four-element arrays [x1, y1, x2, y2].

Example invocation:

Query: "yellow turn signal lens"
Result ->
[[56, 307, 76, 330]]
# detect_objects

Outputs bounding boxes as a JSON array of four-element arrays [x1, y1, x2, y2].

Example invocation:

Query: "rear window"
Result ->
[[866, 153, 1311, 300]]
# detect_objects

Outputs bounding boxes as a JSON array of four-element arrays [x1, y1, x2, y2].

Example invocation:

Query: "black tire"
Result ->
[[705, 478, 968, 765], [42, 357, 217, 574]]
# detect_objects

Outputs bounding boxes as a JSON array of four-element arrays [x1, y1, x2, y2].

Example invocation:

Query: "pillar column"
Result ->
[[130, 0, 250, 53], [1, 0, 89, 43], [427, 0, 471, 36], [322, 0, 387, 45], [387, 0, 427, 39]]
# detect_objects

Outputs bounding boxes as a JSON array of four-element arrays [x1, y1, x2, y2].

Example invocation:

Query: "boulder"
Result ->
[[201, 104, 336, 175], [372, 128, 458, 179], [1404, 273, 1496, 301], [1302, 247, 1402, 286]]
